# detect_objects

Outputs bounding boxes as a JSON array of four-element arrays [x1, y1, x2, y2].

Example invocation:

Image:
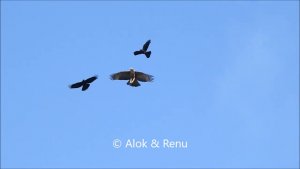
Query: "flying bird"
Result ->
[[69, 75, 97, 91], [134, 40, 152, 58], [110, 68, 154, 87]]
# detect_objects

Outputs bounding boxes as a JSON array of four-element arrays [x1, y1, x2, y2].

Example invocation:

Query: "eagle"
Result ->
[[134, 40, 151, 58], [69, 75, 97, 91], [110, 68, 154, 87]]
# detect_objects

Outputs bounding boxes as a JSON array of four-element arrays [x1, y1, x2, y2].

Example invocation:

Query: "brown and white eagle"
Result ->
[[69, 75, 97, 91], [110, 68, 154, 87], [133, 40, 151, 58]]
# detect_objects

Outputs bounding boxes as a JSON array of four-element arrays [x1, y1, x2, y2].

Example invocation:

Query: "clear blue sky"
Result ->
[[1, 1, 299, 168]]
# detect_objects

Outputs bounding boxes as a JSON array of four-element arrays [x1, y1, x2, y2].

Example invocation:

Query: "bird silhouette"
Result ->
[[110, 68, 153, 87], [134, 40, 151, 58], [69, 75, 97, 91]]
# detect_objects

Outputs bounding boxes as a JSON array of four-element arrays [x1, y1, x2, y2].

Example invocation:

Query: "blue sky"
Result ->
[[1, 1, 299, 168]]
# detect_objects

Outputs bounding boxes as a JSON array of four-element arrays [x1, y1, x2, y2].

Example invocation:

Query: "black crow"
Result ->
[[134, 40, 152, 58], [69, 75, 97, 91]]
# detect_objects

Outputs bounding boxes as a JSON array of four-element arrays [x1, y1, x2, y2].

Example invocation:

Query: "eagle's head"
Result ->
[[129, 68, 135, 72], [129, 68, 135, 83]]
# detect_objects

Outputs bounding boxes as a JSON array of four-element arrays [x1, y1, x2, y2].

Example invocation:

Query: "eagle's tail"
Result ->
[[127, 80, 140, 87]]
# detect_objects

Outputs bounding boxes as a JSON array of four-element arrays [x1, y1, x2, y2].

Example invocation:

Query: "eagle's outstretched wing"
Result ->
[[136, 72, 154, 82], [110, 71, 131, 80]]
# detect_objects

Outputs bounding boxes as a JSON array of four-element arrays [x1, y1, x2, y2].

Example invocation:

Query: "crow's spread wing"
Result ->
[[69, 81, 83, 88], [85, 75, 98, 83], [142, 40, 151, 51], [134, 50, 144, 55]]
